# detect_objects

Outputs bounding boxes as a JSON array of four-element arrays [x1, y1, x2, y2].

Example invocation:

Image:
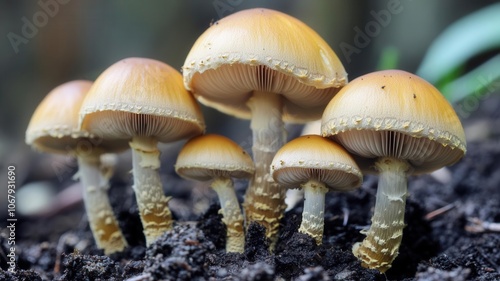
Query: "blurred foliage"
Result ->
[[416, 2, 500, 103], [377, 46, 400, 70]]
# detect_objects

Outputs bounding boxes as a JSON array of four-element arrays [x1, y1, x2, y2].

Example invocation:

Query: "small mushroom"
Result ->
[[175, 134, 254, 253], [270, 135, 362, 245], [79, 58, 205, 246], [183, 8, 347, 245], [321, 70, 467, 272], [26, 80, 129, 254]]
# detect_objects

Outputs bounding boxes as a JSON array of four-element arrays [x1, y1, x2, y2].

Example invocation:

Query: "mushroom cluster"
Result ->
[[183, 7, 347, 246], [25, 8, 467, 274]]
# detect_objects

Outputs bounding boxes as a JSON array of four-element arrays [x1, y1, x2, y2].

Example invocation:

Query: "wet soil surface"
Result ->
[[1, 99, 500, 280]]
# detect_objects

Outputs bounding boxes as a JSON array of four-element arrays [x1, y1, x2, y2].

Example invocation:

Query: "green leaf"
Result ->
[[442, 54, 500, 103], [416, 3, 500, 85]]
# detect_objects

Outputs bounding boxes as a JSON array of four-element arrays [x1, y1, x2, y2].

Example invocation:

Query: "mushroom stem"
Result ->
[[129, 135, 173, 246], [352, 157, 410, 273], [243, 90, 287, 247], [298, 179, 328, 245], [211, 177, 245, 253], [76, 152, 128, 254]]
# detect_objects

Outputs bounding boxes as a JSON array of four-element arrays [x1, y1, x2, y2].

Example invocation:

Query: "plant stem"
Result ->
[[243, 90, 286, 248], [211, 177, 245, 253], [352, 157, 410, 273], [298, 180, 328, 245], [130, 136, 173, 246], [77, 152, 128, 255]]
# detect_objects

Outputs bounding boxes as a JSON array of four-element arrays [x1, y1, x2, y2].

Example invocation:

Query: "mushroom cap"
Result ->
[[80, 57, 205, 143], [183, 8, 347, 123], [321, 69, 467, 175], [270, 135, 362, 191], [26, 80, 127, 154], [175, 134, 255, 182]]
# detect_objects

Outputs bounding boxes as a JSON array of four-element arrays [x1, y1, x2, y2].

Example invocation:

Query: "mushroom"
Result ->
[[270, 135, 362, 245], [321, 69, 467, 272], [79, 58, 205, 246], [183, 8, 347, 244], [175, 134, 254, 253], [26, 80, 129, 254]]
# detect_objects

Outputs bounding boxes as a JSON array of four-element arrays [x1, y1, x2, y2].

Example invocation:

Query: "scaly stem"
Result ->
[[243, 91, 286, 248], [130, 136, 173, 246], [211, 177, 245, 253], [298, 180, 328, 245], [77, 152, 128, 255], [352, 157, 410, 273]]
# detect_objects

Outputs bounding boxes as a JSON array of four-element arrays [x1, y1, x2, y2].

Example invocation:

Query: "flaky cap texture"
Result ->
[[175, 134, 255, 182], [271, 135, 362, 191], [321, 70, 466, 174], [183, 8, 347, 122], [80, 57, 205, 143]]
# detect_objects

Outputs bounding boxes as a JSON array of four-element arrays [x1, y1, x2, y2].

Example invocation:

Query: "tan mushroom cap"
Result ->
[[175, 134, 255, 182], [321, 69, 467, 174], [271, 135, 362, 191], [183, 8, 347, 122], [26, 80, 127, 154], [80, 57, 205, 142]]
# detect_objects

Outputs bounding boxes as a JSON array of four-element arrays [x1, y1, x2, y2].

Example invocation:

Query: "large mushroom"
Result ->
[[270, 135, 362, 245], [321, 69, 466, 272], [183, 8, 347, 244], [175, 134, 254, 253], [26, 80, 129, 254], [79, 58, 205, 246]]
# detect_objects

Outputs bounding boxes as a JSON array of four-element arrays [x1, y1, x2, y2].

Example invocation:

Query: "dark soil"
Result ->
[[1, 97, 500, 280]]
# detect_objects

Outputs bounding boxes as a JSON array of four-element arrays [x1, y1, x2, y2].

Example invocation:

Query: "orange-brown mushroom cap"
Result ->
[[80, 57, 205, 142], [183, 8, 347, 122], [321, 70, 466, 174], [271, 135, 362, 191], [175, 134, 255, 181], [26, 80, 127, 154]]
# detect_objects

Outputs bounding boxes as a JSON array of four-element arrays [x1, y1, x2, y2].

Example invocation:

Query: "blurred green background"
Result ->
[[1, 0, 499, 212]]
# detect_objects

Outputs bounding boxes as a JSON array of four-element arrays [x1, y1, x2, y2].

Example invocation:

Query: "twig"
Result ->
[[424, 203, 456, 220], [54, 232, 78, 274], [465, 217, 500, 233], [477, 247, 500, 273], [125, 273, 152, 281], [342, 207, 349, 226]]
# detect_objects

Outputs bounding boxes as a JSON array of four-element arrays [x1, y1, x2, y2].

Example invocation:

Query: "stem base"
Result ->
[[130, 136, 173, 246], [352, 157, 410, 273]]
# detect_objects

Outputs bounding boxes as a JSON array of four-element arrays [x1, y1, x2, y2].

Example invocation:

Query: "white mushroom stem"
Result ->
[[211, 177, 245, 253], [352, 157, 410, 273], [298, 179, 328, 245], [129, 136, 173, 246], [76, 152, 128, 255], [243, 90, 287, 247]]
